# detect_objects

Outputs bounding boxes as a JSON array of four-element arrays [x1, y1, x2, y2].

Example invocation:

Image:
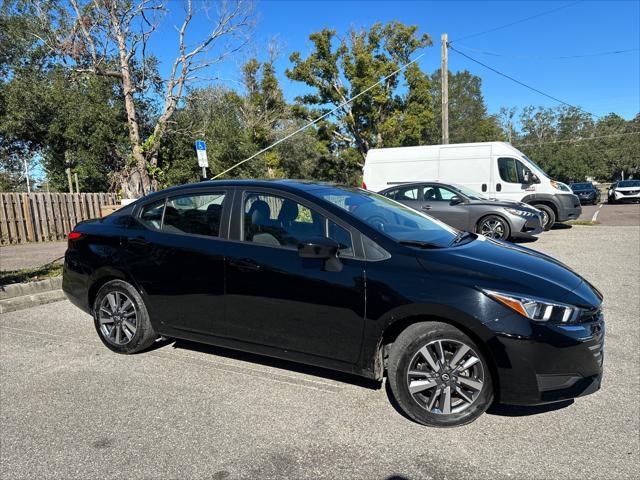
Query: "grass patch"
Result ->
[[0, 262, 63, 286], [565, 220, 600, 226]]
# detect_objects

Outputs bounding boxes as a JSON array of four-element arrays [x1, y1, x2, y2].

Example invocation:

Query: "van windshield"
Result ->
[[313, 187, 458, 247], [522, 155, 549, 178]]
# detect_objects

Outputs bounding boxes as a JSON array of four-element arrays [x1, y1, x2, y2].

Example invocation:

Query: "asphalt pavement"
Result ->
[[0, 241, 67, 271], [576, 201, 640, 226], [1, 225, 639, 479]]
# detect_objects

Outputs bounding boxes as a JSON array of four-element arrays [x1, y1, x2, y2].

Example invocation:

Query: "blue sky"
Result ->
[[152, 0, 640, 119]]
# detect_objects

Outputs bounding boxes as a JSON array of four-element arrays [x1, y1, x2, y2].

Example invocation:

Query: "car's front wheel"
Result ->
[[387, 322, 493, 427], [93, 279, 157, 354], [476, 215, 510, 240]]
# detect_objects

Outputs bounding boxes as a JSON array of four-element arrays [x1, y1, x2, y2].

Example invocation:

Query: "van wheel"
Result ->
[[387, 322, 493, 427], [533, 204, 555, 231], [476, 215, 510, 240], [93, 280, 157, 354]]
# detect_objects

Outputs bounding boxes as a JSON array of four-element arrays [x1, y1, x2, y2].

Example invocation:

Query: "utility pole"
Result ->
[[441, 33, 449, 145], [74, 173, 80, 193]]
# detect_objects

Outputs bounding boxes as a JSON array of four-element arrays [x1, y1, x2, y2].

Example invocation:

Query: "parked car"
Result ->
[[609, 180, 640, 203], [63, 180, 604, 427], [379, 182, 543, 241], [362, 141, 582, 230], [607, 182, 618, 203], [570, 182, 601, 205]]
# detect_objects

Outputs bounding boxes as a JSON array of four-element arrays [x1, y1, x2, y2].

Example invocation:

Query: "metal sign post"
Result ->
[[195, 140, 208, 179]]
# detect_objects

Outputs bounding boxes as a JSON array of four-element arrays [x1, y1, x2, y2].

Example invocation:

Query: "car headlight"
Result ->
[[504, 208, 536, 217], [550, 180, 571, 192], [482, 289, 578, 322]]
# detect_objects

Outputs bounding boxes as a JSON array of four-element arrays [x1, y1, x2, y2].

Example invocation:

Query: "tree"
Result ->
[[431, 70, 503, 143], [286, 22, 433, 165], [30, 0, 254, 197]]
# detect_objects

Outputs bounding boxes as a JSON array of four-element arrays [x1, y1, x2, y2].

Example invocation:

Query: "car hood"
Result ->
[[415, 236, 602, 308]]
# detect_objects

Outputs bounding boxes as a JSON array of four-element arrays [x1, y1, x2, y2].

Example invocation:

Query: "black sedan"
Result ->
[[380, 182, 543, 241], [63, 180, 604, 427], [570, 182, 601, 205]]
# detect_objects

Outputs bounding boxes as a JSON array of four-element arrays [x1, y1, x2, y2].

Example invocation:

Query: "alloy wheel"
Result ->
[[479, 218, 506, 239], [98, 291, 138, 346], [406, 339, 485, 415]]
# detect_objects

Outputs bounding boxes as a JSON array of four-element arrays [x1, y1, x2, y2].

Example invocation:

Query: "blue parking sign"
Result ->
[[195, 140, 206, 151]]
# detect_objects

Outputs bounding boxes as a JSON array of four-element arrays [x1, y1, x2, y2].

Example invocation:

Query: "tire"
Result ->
[[387, 322, 493, 427], [533, 204, 555, 231], [93, 279, 157, 354], [476, 215, 511, 240]]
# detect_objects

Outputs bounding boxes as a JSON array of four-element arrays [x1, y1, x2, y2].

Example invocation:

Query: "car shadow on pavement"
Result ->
[[551, 223, 572, 230], [167, 338, 382, 390], [512, 237, 538, 244], [487, 399, 574, 417]]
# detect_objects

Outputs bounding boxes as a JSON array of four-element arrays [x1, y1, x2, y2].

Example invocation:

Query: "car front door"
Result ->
[[425, 186, 470, 230], [223, 189, 366, 364], [495, 157, 535, 201], [123, 189, 231, 336]]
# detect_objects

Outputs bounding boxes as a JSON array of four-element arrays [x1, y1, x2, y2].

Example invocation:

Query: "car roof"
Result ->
[[380, 181, 450, 191], [140, 179, 346, 202]]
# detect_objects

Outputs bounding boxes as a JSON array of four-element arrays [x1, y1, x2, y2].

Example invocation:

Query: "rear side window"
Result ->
[[139, 199, 165, 230], [394, 186, 421, 201], [163, 193, 226, 237]]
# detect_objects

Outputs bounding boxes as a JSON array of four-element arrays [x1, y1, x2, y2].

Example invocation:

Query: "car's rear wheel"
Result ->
[[387, 322, 493, 427], [533, 204, 555, 231], [93, 280, 157, 354], [476, 215, 510, 240]]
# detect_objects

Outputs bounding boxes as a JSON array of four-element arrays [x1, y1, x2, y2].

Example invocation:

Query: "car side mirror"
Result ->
[[298, 237, 342, 272], [450, 195, 464, 205], [532, 174, 540, 184]]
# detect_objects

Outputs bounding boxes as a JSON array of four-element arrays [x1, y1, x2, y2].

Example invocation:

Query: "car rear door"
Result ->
[[223, 188, 366, 364], [123, 188, 232, 336]]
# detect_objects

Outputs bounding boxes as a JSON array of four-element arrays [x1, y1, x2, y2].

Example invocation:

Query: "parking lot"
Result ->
[[1, 217, 639, 479]]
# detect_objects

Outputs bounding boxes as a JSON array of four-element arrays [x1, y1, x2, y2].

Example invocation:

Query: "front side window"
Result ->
[[163, 192, 226, 237], [435, 187, 457, 201], [244, 193, 325, 249], [498, 158, 531, 184]]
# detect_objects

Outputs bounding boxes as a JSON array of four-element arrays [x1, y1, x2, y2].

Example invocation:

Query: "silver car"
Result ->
[[380, 182, 544, 241]]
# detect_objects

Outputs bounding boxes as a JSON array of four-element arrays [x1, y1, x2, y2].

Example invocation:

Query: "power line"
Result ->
[[448, 44, 600, 119], [453, 45, 639, 60], [515, 131, 640, 147], [212, 54, 425, 179], [450, 1, 583, 44]]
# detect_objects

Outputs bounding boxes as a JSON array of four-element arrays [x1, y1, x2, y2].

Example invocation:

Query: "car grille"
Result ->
[[621, 190, 639, 195]]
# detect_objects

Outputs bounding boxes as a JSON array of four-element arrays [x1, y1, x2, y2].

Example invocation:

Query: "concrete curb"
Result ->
[[0, 277, 62, 300], [0, 277, 65, 314]]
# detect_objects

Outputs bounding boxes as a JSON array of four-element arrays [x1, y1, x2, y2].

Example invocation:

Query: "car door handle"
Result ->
[[229, 258, 261, 272], [496, 183, 502, 192], [421, 205, 432, 211], [128, 236, 150, 247]]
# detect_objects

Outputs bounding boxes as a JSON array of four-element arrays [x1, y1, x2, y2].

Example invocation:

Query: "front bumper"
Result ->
[[556, 194, 582, 222], [509, 213, 544, 238], [576, 193, 597, 204], [480, 310, 605, 406], [614, 190, 640, 202]]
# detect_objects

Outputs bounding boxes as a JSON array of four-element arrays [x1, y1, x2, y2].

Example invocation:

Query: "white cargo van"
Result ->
[[362, 142, 581, 229]]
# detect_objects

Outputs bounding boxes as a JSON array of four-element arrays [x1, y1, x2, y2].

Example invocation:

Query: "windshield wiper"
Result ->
[[399, 240, 444, 249], [449, 230, 474, 246]]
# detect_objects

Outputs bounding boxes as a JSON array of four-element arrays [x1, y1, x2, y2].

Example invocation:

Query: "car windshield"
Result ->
[[571, 183, 592, 191], [618, 180, 640, 187], [312, 186, 458, 247], [449, 184, 486, 200]]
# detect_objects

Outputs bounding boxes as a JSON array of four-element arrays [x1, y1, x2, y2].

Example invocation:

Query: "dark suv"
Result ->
[[63, 180, 604, 427]]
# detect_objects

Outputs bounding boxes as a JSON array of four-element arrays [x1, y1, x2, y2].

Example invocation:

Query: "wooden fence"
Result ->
[[0, 192, 119, 244]]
